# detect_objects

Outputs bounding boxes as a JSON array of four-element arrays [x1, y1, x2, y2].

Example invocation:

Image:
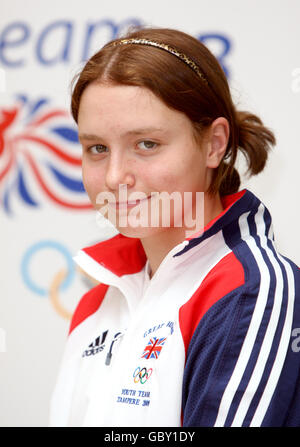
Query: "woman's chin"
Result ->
[[116, 224, 165, 239]]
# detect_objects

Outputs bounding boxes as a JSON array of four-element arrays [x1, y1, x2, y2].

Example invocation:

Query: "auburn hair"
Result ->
[[71, 27, 276, 195]]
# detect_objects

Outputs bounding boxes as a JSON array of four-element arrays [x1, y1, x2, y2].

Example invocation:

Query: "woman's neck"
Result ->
[[140, 193, 224, 279]]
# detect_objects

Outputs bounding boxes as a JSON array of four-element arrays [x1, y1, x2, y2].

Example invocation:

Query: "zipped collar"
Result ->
[[75, 189, 263, 279]]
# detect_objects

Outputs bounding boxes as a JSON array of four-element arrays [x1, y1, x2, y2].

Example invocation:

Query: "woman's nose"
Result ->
[[104, 153, 135, 192]]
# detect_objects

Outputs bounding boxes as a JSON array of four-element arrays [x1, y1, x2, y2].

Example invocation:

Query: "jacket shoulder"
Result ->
[[179, 251, 246, 355], [68, 282, 109, 335]]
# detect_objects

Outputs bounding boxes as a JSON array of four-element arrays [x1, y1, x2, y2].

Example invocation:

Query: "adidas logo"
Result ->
[[82, 330, 108, 357]]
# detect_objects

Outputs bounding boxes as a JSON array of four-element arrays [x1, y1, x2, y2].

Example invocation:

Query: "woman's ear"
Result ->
[[206, 117, 230, 168]]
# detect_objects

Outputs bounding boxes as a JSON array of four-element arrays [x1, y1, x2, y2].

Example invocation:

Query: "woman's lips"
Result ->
[[109, 195, 150, 209]]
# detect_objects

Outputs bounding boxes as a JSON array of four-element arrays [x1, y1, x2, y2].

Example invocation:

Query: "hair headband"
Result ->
[[110, 38, 208, 84]]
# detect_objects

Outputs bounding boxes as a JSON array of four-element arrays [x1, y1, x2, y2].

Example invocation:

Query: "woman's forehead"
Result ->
[[78, 83, 194, 136], [79, 82, 168, 114]]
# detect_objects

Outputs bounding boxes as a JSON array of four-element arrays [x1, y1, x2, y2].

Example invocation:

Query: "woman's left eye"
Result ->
[[137, 140, 157, 151]]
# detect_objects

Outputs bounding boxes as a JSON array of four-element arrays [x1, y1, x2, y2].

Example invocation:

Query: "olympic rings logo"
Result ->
[[133, 366, 153, 384], [21, 239, 99, 320]]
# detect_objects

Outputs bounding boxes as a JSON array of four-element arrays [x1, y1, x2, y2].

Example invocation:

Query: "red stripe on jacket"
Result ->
[[69, 283, 109, 335], [179, 251, 245, 356]]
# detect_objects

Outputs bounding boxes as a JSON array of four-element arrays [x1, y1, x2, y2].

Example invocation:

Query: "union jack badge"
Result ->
[[141, 337, 167, 360]]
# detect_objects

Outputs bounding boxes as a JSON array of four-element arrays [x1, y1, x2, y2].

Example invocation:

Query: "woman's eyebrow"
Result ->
[[78, 127, 166, 141], [78, 133, 102, 142], [124, 127, 165, 136]]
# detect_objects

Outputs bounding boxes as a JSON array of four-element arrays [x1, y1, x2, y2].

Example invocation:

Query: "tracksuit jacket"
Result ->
[[49, 189, 300, 427]]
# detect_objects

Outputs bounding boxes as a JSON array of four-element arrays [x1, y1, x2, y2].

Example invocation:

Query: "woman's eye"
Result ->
[[88, 144, 108, 154], [137, 141, 157, 151]]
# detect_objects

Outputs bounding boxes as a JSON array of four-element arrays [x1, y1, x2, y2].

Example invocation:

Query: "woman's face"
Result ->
[[78, 83, 212, 238]]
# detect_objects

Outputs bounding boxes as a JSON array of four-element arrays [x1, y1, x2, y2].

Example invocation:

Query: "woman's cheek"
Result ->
[[82, 170, 101, 206]]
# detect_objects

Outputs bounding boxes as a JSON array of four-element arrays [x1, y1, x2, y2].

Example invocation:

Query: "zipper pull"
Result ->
[[105, 331, 124, 366]]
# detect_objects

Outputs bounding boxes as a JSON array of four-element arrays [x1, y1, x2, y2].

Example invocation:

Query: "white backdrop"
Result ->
[[0, 0, 299, 427]]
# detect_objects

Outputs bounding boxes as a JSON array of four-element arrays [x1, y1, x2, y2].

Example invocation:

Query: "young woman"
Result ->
[[50, 27, 300, 427]]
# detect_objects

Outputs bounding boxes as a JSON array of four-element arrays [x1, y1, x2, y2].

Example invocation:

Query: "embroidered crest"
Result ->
[[133, 366, 153, 384], [141, 337, 167, 360]]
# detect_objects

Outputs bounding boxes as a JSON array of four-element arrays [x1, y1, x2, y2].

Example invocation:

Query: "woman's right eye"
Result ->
[[88, 144, 108, 154]]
